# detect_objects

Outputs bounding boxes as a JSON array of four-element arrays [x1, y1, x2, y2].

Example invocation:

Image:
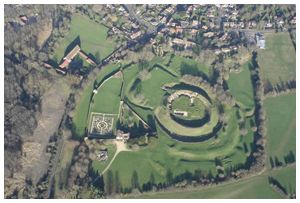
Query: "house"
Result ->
[[290, 16, 296, 25], [221, 47, 231, 53], [180, 21, 189, 28], [203, 32, 215, 38], [215, 49, 222, 55], [130, 30, 142, 40], [172, 38, 185, 46], [248, 21, 257, 28], [78, 50, 97, 65], [202, 25, 208, 30], [265, 22, 273, 29], [223, 22, 230, 28], [59, 60, 70, 69], [112, 27, 122, 34], [192, 20, 199, 28], [116, 130, 130, 142], [255, 33, 265, 49]]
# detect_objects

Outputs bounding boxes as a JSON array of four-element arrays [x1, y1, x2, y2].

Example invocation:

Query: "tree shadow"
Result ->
[[64, 36, 81, 57]]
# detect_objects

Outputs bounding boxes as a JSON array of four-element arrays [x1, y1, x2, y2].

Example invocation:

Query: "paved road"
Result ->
[[123, 4, 157, 34]]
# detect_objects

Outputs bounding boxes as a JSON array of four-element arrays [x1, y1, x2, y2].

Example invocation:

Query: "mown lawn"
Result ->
[[155, 105, 219, 137], [105, 106, 252, 189], [109, 59, 254, 189], [136, 67, 178, 108], [257, 32, 296, 85], [265, 92, 296, 166], [167, 55, 211, 78], [90, 77, 122, 114], [72, 64, 121, 137], [227, 61, 255, 111], [172, 95, 206, 119], [53, 13, 116, 62]]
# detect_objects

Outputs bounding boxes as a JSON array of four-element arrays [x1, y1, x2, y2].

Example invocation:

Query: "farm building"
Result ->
[[59, 45, 81, 69]]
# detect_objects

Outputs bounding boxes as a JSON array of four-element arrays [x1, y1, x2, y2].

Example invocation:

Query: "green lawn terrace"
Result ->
[[51, 13, 116, 71]]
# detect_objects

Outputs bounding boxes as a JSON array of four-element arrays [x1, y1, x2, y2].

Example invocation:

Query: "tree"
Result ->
[[166, 169, 173, 186], [149, 172, 155, 188], [138, 59, 149, 71], [195, 30, 204, 45], [95, 51, 101, 64], [131, 170, 139, 189], [114, 171, 120, 193], [38, 51, 48, 62], [105, 170, 114, 195]]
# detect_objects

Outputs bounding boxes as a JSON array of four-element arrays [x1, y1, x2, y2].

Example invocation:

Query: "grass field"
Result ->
[[105, 105, 253, 188], [105, 59, 255, 189], [257, 33, 296, 85], [72, 64, 121, 137], [129, 165, 296, 199], [167, 55, 211, 78], [133, 67, 178, 107], [53, 13, 116, 62], [172, 95, 207, 119], [90, 77, 122, 114], [227, 61, 255, 111], [265, 92, 296, 166], [155, 105, 219, 137]]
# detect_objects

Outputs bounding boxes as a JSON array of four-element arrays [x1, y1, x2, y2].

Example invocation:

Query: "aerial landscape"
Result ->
[[3, 4, 296, 199]]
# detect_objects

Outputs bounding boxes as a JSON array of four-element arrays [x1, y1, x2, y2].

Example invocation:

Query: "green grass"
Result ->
[[90, 77, 122, 114], [135, 67, 178, 108], [167, 55, 210, 78], [53, 13, 116, 62], [172, 95, 207, 119], [106, 105, 252, 188], [129, 165, 295, 199], [265, 92, 296, 166], [110, 60, 254, 188], [269, 166, 296, 194], [227, 61, 255, 111], [155, 105, 219, 137], [72, 64, 121, 137], [257, 32, 296, 85]]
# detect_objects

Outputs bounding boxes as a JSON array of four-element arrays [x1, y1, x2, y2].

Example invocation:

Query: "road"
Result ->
[[101, 140, 130, 175], [123, 4, 157, 34]]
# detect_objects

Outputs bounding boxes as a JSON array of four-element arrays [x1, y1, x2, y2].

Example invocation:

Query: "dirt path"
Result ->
[[101, 140, 130, 175]]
